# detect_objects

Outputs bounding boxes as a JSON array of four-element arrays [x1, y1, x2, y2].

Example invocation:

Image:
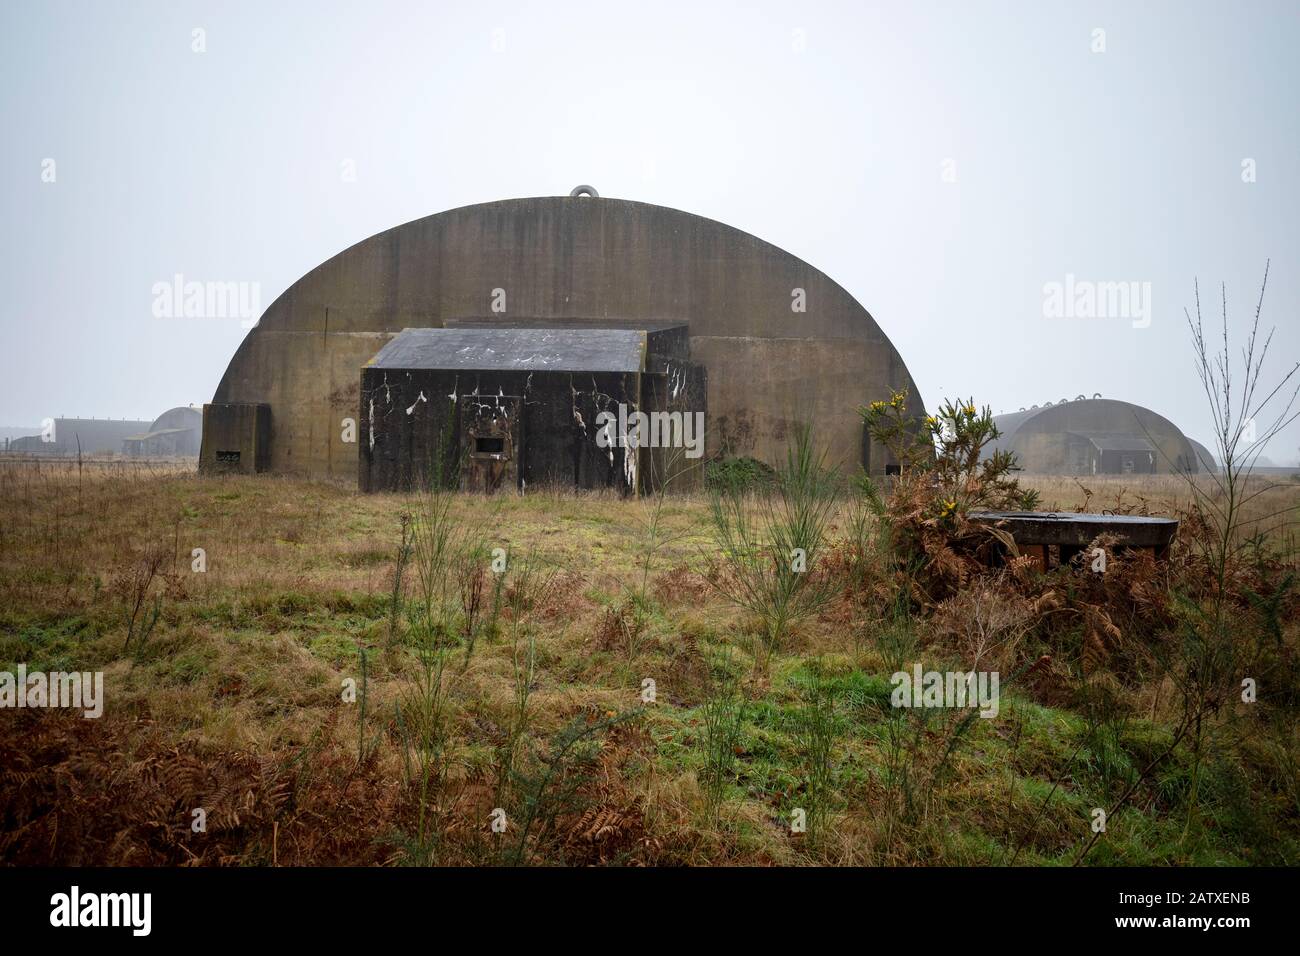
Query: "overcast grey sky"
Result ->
[[2, 0, 1297, 461]]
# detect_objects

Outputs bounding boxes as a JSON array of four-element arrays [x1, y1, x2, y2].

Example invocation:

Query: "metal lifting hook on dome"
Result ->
[[569, 184, 599, 198]]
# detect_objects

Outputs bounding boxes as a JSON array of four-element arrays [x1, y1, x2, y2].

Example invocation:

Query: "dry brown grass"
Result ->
[[1, 459, 1297, 866]]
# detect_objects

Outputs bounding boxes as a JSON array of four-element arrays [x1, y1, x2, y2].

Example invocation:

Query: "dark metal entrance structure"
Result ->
[[358, 324, 706, 494], [969, 511, 1179, 570]]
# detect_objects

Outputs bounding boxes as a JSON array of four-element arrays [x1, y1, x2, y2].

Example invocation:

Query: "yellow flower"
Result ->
[[964, 404, 976, 417]]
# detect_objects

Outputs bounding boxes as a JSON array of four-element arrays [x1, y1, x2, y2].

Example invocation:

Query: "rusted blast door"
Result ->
[[459, 397, 522, 494]]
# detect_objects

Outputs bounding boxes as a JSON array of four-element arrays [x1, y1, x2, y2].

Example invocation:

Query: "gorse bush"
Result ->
[[504, 709, 640, 866], [706, 424, 839, 664], [699, 650, 744, 816], [795, 662, 840, 846], [393, 644, 453, 864], [859, 392, 1038, 606]]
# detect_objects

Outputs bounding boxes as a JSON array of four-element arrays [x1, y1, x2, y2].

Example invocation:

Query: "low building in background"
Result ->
[[9, 417, 152, 456], [5, 407, 201, 459]]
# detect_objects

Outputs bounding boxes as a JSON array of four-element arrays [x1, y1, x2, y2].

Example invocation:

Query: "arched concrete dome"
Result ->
[[989, 398, 1201, 475], [1186, 437, 1219, 474], [210, 194, 924, 479], [122, 406, 203, 458], [149, 406, 201, 433]]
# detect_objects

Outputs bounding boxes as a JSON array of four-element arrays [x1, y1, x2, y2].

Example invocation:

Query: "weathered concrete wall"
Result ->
[[199, 403, 271, 474], [641, 358, 708, 492], [212, 196, 925, 479], [990, 399, 1198, 474]]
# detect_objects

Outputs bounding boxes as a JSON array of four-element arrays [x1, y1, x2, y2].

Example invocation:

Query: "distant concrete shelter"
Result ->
[[202, 192, 925, 490], [1186, 437, 1219, 473], [122, 406, 202, 458], [988, 398, 1205, 475]]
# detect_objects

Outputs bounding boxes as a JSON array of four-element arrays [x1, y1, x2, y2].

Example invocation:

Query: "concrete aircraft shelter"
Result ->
[[1186, 437, 1219, 473], [122, 406, 202, 458], [203, 191, 925, 487], [987, 398, 1205, 475]]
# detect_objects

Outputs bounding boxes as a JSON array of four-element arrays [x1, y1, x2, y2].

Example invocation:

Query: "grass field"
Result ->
[[1, 457, 1297, 866]]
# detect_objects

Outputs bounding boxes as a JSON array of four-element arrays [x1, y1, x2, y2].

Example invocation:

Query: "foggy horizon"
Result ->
[[2, 0, 1297, 463]]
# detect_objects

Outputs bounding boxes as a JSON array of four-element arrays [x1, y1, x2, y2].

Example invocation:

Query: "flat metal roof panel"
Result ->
[[367, 328, 647, 373]]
